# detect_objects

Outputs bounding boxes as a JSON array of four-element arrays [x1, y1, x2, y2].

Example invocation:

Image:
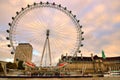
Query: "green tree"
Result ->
[[6, 62, 17, 69], [18, 61, 25, 70]]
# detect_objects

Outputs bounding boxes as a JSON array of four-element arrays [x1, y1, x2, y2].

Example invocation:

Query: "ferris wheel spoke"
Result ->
[[8, 2, 82, 66], [53, 28, 77, 38], [22, 20, 46, 31], [56, 33, 77, 41], [54, 22, 71, 31], [54, 27, 77, 38], [52, 39, 64, 53], [20, 9, 47, 30], [34, 9, 48, 28], [53, 38, 71, 52]]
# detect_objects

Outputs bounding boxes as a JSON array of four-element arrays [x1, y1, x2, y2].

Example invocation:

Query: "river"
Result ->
[[0, 77, 120, 80]]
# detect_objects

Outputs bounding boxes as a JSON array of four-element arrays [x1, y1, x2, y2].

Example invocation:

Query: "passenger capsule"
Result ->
[[7, 44, 11, 47], [6, 37, 9, 40], [11, 52, 14, 54], [6, 30, 10, 33], [82, 38, 84, 40], [16, 11, 19, 15], [81, 44, 83, 47], [53, 2, 55, 5], [81, 32, 84, 34], [58, 4, 61, 7], [12, 17, 15, 20]]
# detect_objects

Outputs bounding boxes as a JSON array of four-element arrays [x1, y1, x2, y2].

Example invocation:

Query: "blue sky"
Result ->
[[0, 0, 120, 66]]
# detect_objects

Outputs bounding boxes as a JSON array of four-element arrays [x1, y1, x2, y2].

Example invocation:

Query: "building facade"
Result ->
[[14, 43, 33, 65], [58, 54, 120, 74]]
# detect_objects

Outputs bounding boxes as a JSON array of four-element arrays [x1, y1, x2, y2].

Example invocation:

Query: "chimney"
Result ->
[[91, 53, 94, 60], [81, 54, 83, 59], [66, 53, 68, 57], [66, 53, 68, 60]]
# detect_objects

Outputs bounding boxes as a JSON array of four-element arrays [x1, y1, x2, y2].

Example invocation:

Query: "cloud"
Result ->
[[79, 0, 120, 58], [112, 14, 120, 23], [102, 31, 120, 56], [0, 0, 120, 66]]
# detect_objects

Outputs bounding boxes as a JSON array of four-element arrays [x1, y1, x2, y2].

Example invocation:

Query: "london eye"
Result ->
[[6, 2, 84, 66]]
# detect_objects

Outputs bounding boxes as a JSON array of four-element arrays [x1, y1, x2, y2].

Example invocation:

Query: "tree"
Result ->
[[6, 62, 17, 69], [18, 61, 25, 70]]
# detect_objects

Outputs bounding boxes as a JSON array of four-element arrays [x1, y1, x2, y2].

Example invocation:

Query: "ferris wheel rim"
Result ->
[[7, 1, 83, 56]]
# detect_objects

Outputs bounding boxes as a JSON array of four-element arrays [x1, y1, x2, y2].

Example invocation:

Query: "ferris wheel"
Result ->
[[6, 2, 84, 66]]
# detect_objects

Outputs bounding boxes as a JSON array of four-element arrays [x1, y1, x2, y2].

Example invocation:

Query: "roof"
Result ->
[[19, 43, 31, 45], [61, 55, 120, 62], [18, 43, 32, 47]]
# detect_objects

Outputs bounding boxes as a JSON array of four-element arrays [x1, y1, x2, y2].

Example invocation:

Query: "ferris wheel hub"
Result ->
[[46, 29, 50, 37]]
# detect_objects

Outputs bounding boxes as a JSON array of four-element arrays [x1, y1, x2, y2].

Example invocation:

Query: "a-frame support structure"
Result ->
[[40, 29, 52, 67]]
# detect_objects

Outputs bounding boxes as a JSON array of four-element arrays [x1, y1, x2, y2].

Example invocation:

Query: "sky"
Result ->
[[0, 0, 120, 66]]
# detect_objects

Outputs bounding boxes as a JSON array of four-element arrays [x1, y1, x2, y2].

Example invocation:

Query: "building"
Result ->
[[58, 54, 120, 74], [14, 43, 33, 65], [0, 61, 7, 76]]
